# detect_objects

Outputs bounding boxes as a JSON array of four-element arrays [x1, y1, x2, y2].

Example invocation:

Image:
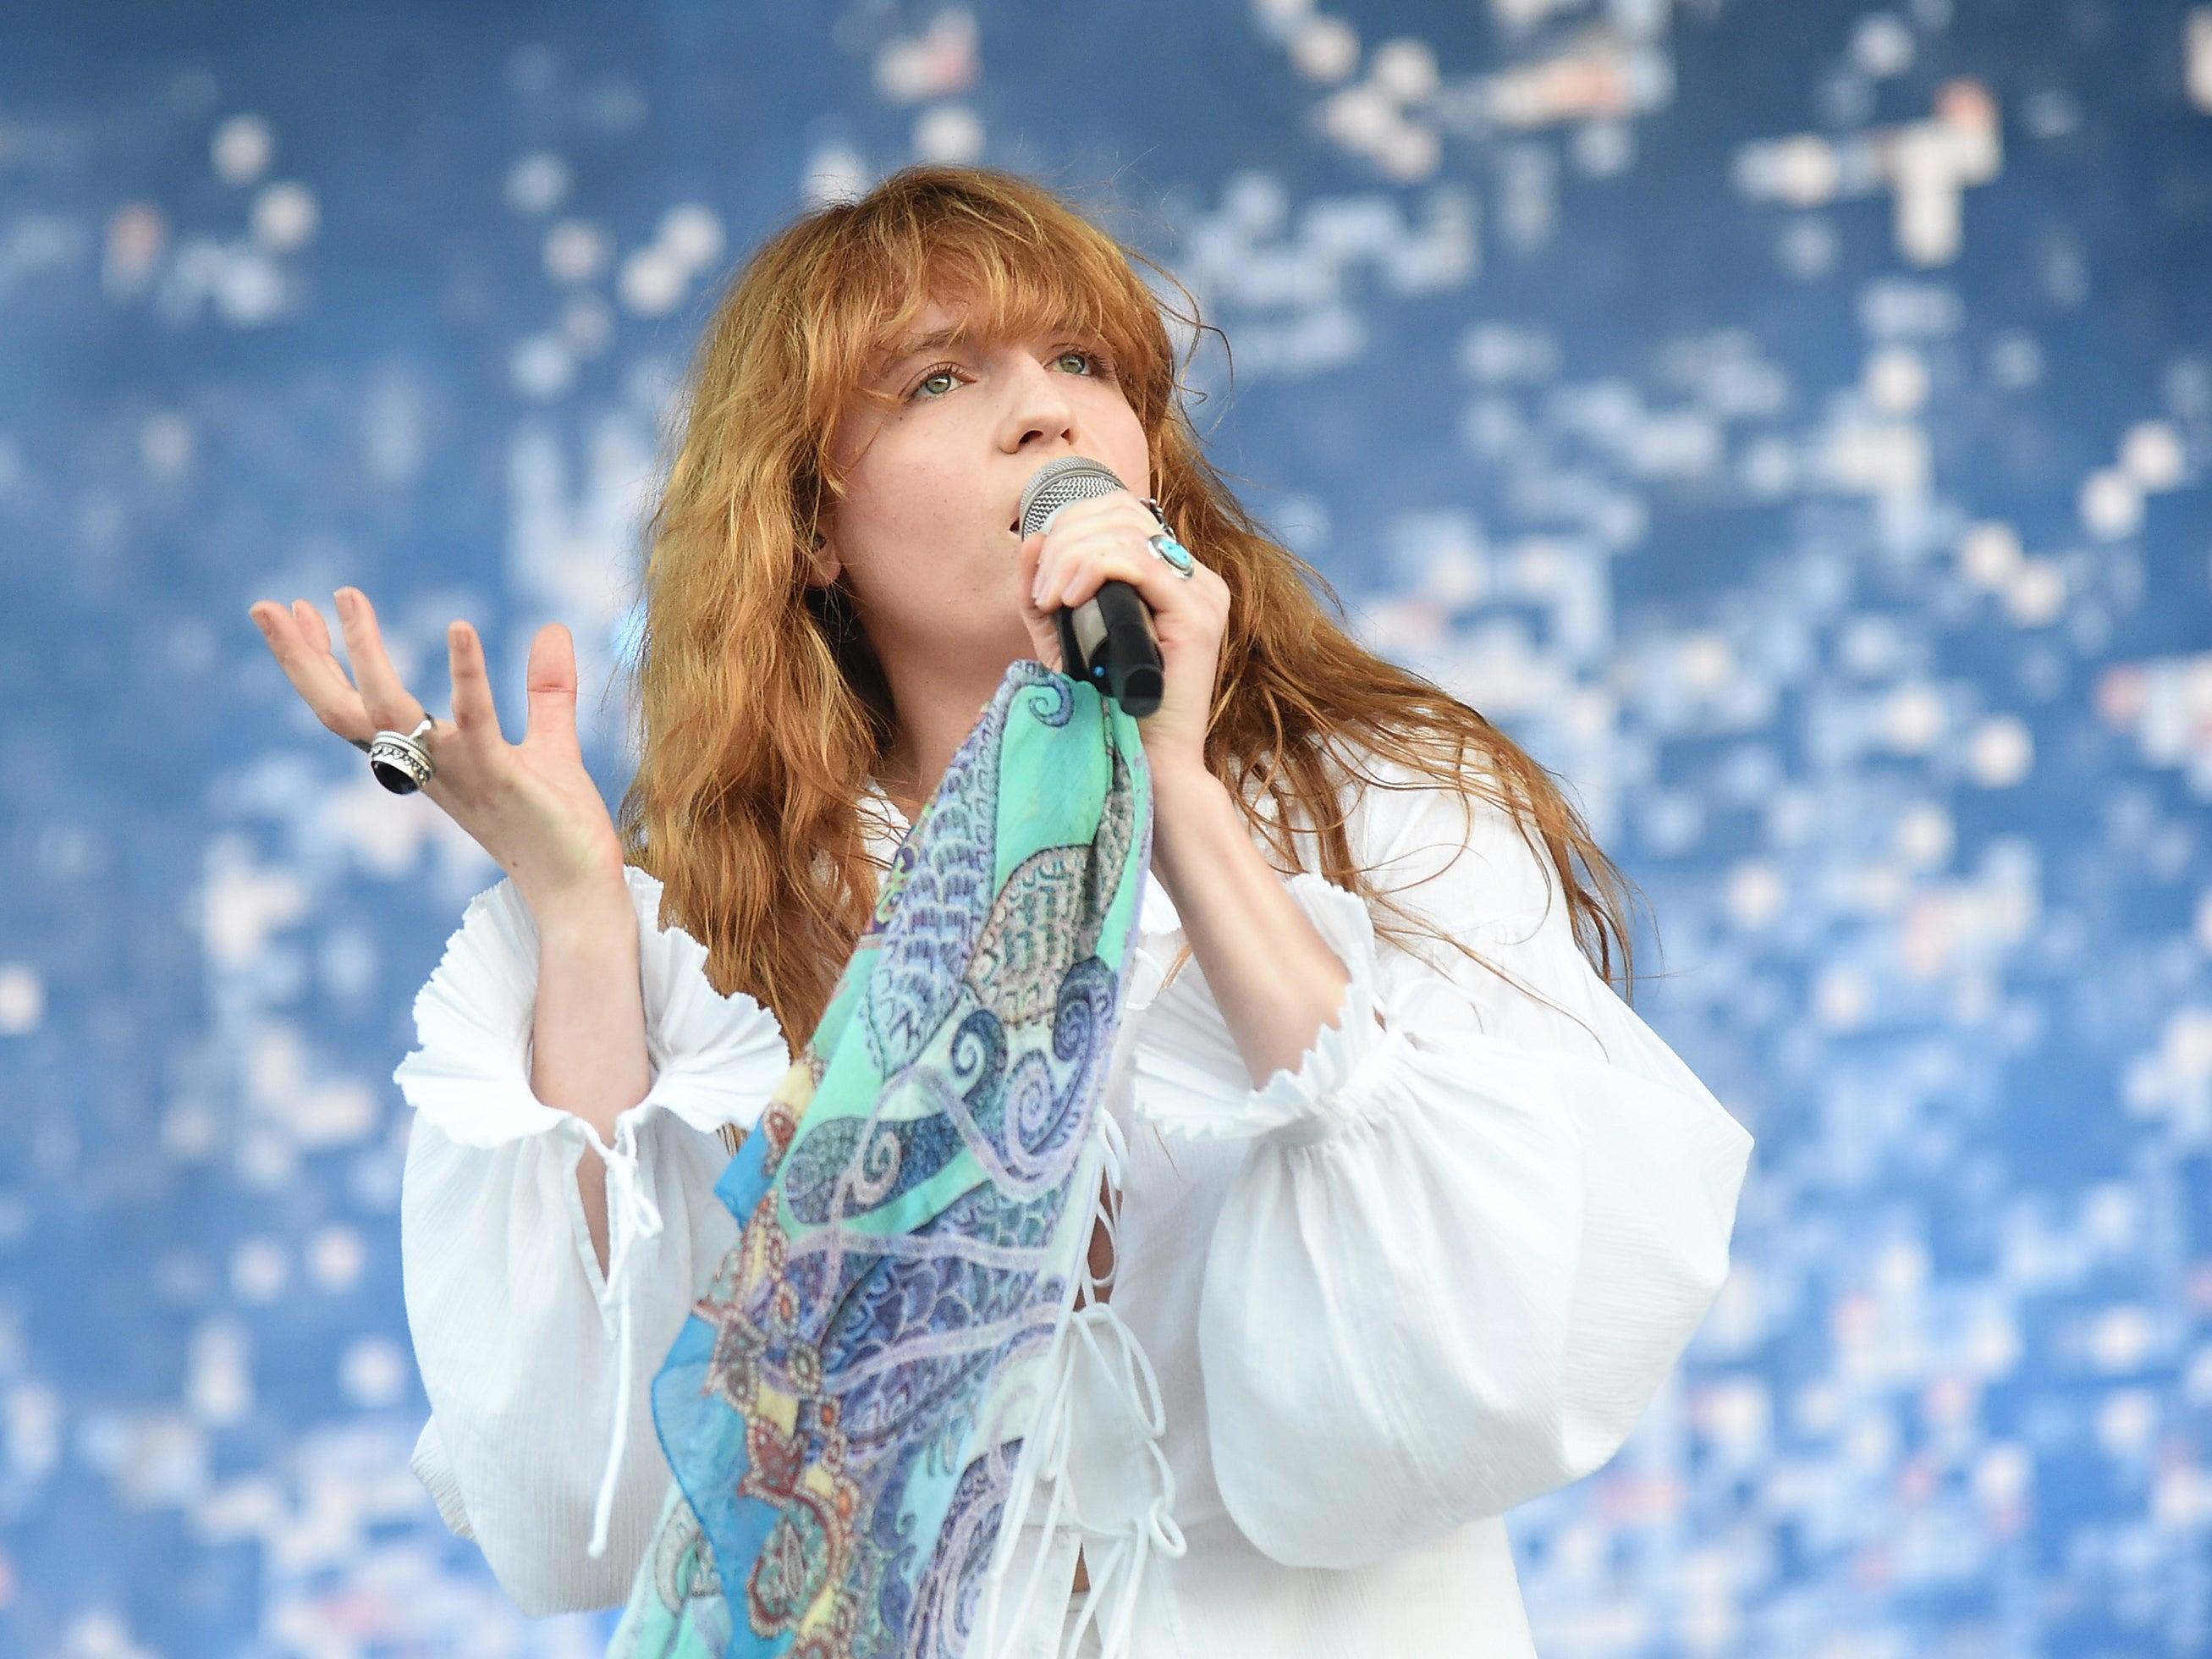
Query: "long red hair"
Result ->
[[621, 164, 1643, 1040]]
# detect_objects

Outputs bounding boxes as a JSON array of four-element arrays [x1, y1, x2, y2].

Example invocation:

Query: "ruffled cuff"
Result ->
[[393, 864, 790, 1149], [410, 1416, 475, 1541], [1131, 874, 1411, 1148]]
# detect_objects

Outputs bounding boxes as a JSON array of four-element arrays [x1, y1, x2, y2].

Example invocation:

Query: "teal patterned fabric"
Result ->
[[609, 662, 1152, 1659]]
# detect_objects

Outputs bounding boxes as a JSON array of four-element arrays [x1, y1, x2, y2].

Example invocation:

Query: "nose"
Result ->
[[996, 350, 1080, 460]]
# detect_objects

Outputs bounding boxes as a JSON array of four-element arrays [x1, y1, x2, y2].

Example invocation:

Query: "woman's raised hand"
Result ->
[[248, 587, 628, 918]]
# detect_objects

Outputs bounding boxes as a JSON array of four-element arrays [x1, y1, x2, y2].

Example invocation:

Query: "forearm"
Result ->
[[528, 881, 652, 1272], [1148, 765, 1353, 1087]]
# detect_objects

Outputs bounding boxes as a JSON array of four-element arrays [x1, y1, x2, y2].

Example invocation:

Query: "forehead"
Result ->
[[863, 282, 1092, 374], [875, 294, 972, 356]]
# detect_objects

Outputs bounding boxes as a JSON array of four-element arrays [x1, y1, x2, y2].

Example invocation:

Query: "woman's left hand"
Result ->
[[1019, 490, 1229, 780]]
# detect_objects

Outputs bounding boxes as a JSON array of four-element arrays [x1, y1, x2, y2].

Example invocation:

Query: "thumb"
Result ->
[[523, 623, 581, 752]]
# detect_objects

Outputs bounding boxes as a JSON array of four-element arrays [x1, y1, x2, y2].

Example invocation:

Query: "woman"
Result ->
[[250, 165, 1752, 1659]]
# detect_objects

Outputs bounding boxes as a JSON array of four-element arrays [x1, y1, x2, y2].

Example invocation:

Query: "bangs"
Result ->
[[906, 242, 1130, 359], [802, 176, 1174, 425]]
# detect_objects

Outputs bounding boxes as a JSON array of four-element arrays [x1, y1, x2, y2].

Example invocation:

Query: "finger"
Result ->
[[1015, 538, 1065, 670], [333, 587, 426, 730], [522, 623, 581, 754], [291, 598, 335, 657], [1021, 532, 1049, 611], [1044, 545, 1153, 612], [250, 600, 372, 740], [1065, 558, 1120, 613], [447, 620, 506, 747], [1029, 493, 1157, 581], [1023, 618, 1065, 673], [1034, 531, 1104, 611], [1063, 545, 1213, 628], [1036, 510, 1154, 589]]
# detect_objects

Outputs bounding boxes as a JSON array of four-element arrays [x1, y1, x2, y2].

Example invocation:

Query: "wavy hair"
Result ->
[[620, 164, 1645, 1041]]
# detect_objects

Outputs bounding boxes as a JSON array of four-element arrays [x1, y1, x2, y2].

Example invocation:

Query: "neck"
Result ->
[[873, 642, 1025, 821]]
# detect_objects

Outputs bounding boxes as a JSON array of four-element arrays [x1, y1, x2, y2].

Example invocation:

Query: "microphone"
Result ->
[[1017, 455, 1166, 718]]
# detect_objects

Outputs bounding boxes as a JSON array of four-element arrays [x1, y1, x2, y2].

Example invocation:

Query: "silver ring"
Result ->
[[367, 718, 436, 795], [1147, 531, 1197, 578]]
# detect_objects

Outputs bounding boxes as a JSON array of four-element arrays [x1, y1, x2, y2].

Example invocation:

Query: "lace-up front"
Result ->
[[976, 1111, 1188, 1659]]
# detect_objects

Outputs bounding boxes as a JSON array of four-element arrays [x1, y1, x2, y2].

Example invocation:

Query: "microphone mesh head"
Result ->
[[1018, 455, 1126, 537]]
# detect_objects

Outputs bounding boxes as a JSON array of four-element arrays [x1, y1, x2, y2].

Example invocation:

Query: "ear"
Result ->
[[806, 529, 842, 587]]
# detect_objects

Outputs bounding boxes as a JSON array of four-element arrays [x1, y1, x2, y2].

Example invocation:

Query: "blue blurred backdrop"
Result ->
[[5, 1, 2212, 1653]]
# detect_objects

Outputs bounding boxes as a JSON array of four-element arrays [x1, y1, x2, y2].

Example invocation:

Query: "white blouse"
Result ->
[[393, 759, 1753, 1658]]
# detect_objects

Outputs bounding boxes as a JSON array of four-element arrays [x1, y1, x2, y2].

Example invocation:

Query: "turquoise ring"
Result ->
[[1147, 531, 1197, 577]]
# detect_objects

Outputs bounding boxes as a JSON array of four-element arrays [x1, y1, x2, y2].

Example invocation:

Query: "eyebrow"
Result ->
[[894, 324, 966, 356], [869, 317, 1095, 381], [870, 325, 970, 380]]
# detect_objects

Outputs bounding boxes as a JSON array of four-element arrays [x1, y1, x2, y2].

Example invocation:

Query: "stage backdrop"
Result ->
[[5, 1, 2210, 1654]]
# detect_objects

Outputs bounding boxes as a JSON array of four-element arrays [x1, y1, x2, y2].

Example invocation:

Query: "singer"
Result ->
[[249, 166, 1751, 1659]]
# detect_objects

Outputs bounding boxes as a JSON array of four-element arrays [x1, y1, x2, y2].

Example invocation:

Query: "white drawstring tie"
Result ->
[[974, 1111, 1186, 1659], [1053, 1304, 1187, 1659], [585, 1113, 663, 1559]]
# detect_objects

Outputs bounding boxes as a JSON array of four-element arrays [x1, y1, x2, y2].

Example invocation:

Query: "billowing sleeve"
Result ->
[[393, 864, 791, 1614], [1134, 770, 1754, 1570]]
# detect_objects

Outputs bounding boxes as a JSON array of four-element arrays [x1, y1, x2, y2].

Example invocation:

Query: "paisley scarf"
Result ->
[[609, 661, 1152, 1659]]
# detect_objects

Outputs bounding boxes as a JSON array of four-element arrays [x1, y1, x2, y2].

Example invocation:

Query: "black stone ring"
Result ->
[[366, 718, 436, 794]]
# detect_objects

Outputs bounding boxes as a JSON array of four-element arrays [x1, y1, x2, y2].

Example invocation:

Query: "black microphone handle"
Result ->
[[1055, 579, 1165, 718]]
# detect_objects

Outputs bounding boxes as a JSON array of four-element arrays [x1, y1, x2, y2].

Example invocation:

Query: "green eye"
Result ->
[[919, 370, 956, 396], [1057, 352, 1091, 373]]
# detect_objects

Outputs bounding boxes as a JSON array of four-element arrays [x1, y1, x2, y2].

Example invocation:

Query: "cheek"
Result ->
[[836, 443, 998, 608], [873, 466, 976, 554], [1096, 400, 1152, 493], [844, 442, 958, 538]]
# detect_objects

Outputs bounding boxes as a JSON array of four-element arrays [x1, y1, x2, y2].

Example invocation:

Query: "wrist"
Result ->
[[1146, 754, 1224, 814], [521, 869, 636, 947], [1147, 763, 1246, 891]]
